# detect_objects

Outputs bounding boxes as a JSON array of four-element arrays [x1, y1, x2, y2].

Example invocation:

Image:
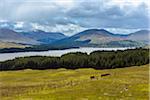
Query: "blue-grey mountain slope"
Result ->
[[21, 30, 67, 44]]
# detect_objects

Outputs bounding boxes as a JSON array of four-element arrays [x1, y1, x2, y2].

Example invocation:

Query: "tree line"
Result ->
[[0, 45, 79, 53], [0, 48, 149, 71]]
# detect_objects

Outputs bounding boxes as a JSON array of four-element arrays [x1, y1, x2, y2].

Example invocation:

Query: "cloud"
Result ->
[[0, 0, 149, 35], [27, 23, 86, 36], [106, 28, 141, 34]]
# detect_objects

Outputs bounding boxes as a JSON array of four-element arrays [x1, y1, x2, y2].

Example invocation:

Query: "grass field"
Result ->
[[0, 64, 149, 100]]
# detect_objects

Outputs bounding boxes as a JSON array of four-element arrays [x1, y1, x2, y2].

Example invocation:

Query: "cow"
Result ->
[[90, 76, 95, 79], [101, 73, 110, 77]]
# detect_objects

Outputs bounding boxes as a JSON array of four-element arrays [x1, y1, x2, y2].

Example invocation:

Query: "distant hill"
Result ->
[[0, 28, 67, 48], [0, 27, 149, 49], [71, 29, 124, 44], [0, 28, 40, 45], [21, 30, 67, 44], [53, 29, 148, 47], [127, 30, 150, 44], [52, 29, 116, 47], [0, 21, 149, 48]]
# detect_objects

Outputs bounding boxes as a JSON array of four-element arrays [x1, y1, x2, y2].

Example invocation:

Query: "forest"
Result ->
[[0, 48, 149, 71]]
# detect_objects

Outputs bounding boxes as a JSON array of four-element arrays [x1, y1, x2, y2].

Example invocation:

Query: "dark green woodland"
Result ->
[[0, 48, 149, 71]]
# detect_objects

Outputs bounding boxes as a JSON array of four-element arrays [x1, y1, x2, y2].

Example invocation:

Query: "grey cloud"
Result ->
[[0, 0, 149, 35], [66, 1, 149, 29]]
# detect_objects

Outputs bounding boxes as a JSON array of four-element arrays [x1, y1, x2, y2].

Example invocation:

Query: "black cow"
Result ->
[[90, 76, 95, 79]]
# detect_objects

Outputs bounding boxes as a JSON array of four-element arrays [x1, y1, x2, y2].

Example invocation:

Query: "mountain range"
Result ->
[[0, 28, 149, 49], [0, 28, 67, 48], [52, 29, 149, 47], [21, 30, 67, 44], [0, 28, 39, 45]]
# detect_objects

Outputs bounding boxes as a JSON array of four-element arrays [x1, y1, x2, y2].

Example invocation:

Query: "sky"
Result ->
[[0, 0, 149, 35]]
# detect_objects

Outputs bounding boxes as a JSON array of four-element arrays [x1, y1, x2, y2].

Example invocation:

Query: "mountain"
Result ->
[[21, 30, 67, 44], [52, 29, 124, 47], [0, 28, 67, 48], [52, 29, 148, 47], [0, 28, 40, 45], [72, 29, 125, 44], [0, 26, 149, 49], [127, 30, 150, 44]]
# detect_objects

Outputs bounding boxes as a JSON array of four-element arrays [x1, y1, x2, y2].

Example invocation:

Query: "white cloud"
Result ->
[[14, 22, 24, 28], [106, 28, 141, 34], [30, 23, 86, 36]]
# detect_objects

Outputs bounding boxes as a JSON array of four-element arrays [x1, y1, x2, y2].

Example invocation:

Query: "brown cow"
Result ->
[[101, 73, 110, 77]]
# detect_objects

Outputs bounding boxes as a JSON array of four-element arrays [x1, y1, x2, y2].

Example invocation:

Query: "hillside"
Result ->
[[21, 30, 67, 44], [72, 29, 123, 44], [0, 28, 149, 49], [127, 30, 150, 44], [0, 28, 40, 45], [53, 29, 148, 47], [0, 41, 27, 48], [0, 28, 67, 48], [0, 64, 149, 99]]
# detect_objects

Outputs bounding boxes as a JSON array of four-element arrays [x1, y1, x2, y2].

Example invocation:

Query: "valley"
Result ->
[[0, 1, 149, 100]]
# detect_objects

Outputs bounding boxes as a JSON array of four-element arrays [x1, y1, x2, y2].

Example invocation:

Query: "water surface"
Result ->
[[0, 47, 133, 61]]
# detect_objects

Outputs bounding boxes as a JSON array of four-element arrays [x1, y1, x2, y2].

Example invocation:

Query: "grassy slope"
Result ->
[[0, 64, 149, 100], [0, 42, 26, 48]]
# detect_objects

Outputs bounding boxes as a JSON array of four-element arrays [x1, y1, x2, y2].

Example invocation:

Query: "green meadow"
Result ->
[[0, 64, 149, 100]]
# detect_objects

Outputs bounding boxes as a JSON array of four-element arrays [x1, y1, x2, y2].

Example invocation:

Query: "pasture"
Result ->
[[0, 64, 149, 100]]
